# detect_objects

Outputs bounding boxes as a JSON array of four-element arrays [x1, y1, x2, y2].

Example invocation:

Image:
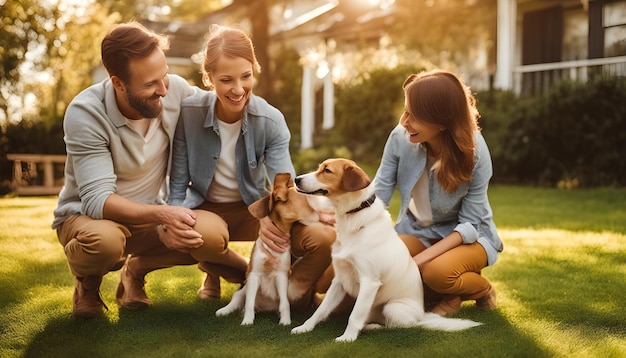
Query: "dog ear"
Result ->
[[341, 164, 371, 192], [248, 195, 271, 219]]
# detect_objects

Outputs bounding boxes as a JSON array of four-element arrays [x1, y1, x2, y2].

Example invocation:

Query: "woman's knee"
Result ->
[[399, 234, 427, 256], [292, 223, 335, 256], [420, 258, 458, 291]]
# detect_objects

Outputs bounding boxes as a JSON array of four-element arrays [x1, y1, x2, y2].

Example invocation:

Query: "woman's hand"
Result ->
[[259, 216, 290, 253], [318, 209, 336, 226]]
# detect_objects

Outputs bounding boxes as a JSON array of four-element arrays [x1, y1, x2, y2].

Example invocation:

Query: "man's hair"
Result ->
[[101, 21, 170, 83]]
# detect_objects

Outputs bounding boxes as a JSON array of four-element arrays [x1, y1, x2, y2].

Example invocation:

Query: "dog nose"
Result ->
[[294, 176, 301, 185]]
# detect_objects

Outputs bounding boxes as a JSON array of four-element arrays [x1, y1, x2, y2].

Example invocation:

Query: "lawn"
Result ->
[[1, 186, 625, 357]]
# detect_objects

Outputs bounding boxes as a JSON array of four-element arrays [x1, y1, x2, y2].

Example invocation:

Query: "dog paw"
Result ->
[[335, 334, 358, 342], [240, 318, 254, 325], [291, 324, 312, 334], [279, 318, 291, 326], [363, 323, 382, 330], [215, 308, 230, 317]]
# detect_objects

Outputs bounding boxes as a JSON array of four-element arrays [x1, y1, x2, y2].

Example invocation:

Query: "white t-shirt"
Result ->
[[207, 119, 243, 203], [408, 156, 439, 226], [115, 117, 168, 203]]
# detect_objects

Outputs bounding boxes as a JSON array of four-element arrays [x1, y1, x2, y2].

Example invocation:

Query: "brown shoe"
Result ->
[[197, 272, 221, 300], [476, 286, 497, 310], [430, 295, 462, 316], [116, 259, 152, 310], [197, 262, 221, 300], [73, 275, 108, 318]]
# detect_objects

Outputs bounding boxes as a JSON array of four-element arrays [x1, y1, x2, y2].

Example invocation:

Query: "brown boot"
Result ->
[[197, 271, 221, 300], [197, 261, 248, 300], [476, 286, 497, 310], [116, 258, 152, 310], [73, 275, 108, 318], [430, 295, 462, 316]]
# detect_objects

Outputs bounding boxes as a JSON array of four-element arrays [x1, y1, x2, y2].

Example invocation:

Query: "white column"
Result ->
[[322, 71, 334, 129], [494, 0, 515, 90], [301, 64, 314, 149]]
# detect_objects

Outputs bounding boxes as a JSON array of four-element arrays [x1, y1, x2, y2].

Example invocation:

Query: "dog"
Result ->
[[215, 173, 321, 325], [291, 158, 481, 342]]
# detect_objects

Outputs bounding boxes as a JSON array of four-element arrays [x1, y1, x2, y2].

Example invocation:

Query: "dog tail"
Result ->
[[417, 312, 482, 331]]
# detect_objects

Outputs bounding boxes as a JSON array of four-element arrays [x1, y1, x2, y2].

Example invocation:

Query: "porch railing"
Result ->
[[513, 55, 626, 96]]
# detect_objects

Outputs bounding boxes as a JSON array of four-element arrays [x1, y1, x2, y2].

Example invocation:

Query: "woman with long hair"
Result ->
[[374, 69, 503, 315]]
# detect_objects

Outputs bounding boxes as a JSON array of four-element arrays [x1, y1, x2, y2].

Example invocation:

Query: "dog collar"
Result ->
[[346, 194, 377, 214]]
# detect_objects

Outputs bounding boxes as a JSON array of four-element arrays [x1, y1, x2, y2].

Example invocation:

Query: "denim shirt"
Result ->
[[374, 125, 503, 266], [168, 90, 295, 208]]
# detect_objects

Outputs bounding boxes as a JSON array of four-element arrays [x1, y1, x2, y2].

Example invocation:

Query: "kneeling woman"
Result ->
[[374, 69, 503, 315]]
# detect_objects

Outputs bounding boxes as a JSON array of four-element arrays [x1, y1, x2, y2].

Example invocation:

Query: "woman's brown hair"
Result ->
[[403, 69, 480, 193], [101, 22, 169, 83], [201, 24, 261, 89]]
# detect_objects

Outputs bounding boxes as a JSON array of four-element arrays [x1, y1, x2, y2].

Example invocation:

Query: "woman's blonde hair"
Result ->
[[201, 24, 261, 89], [402, 69, 480, 192]]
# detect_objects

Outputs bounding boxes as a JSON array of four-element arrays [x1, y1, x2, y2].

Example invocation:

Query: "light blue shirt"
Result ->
[[374, 125, 503, 265], [168, 90, 294, 208]]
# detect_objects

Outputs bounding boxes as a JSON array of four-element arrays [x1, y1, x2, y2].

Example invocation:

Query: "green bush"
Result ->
[[476, 89, 518, 183], [493, 77, 626, 187], [321, 64, 424, 165]]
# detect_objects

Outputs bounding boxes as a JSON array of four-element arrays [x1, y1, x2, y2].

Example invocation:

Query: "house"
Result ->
[[94, 0, 626, 148], [494, 0, 626, 95]]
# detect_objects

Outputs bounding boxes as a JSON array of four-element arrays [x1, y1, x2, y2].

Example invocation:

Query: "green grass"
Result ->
[[1, 186, 625, 357]]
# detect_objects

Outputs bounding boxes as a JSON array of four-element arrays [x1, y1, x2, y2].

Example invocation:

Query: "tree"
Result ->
[[0, 0, 53, 123], [392, 0, 497, 82]]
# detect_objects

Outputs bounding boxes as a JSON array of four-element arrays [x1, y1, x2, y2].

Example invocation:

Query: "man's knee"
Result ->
[[61, 218, 127, 276], [193, 209, 228, 237], [193, 209, 229, 254]]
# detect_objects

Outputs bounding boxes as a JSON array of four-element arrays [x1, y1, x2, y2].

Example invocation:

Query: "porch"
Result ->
[[513, 55, 626, 95]]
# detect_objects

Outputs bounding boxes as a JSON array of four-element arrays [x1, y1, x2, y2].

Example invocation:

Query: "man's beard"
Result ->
[[127, 91, 163, 119]]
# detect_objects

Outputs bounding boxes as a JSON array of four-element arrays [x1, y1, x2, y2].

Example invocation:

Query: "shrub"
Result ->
[[497, 77, 626, 187]]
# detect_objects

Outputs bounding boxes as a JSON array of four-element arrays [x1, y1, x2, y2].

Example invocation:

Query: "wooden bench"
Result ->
[[6, 153, 66, 196]]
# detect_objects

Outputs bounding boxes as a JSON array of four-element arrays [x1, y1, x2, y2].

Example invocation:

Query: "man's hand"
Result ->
[[157, 224, 203, 253], [259, 216, 290, 253], [156, 205, 203, 252]]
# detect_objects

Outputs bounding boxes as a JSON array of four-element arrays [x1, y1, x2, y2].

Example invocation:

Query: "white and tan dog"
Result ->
[[215, 173, 320, 325], [291, 158, 481, 342]]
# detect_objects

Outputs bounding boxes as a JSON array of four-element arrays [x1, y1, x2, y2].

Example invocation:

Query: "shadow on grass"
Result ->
[[22, 298, 549, 358]]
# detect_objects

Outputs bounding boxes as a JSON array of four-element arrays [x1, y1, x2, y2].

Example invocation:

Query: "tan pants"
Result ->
[[399, 235, 491, 303], [57, 200, 335, 294], [195, 200, 336, 295]]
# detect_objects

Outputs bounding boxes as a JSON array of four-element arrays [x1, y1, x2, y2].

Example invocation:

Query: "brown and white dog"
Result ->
[[215, 173, 320, 325], [291, 158, 481, 342]]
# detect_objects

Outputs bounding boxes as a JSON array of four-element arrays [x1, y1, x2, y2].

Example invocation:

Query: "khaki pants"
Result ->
[[399, 235, 491, 302], [57, 200, 335, 295], [196, 200, 335, 296]]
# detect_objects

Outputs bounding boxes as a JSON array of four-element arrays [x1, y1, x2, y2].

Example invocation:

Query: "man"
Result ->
[[52, 22, 246, 318]]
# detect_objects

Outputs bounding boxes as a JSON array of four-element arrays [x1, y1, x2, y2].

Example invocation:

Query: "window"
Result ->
[[604, 0, 626, 56], [562, 8, 588, 61]]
